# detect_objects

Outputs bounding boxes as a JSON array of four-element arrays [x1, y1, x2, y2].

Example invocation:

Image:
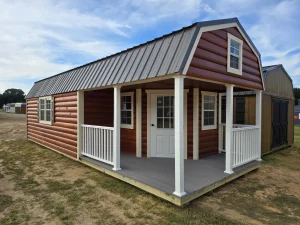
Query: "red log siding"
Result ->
[[84, 89, 113, 127], [27, 92, 78, 158], [187, 90, 193, 158], [84, 89, 136, 155], [187, 27, 263, 90], [141, 90, 148, 157]]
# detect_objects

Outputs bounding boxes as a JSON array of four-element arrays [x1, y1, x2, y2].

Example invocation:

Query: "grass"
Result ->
[[0, 113, 300, 224]]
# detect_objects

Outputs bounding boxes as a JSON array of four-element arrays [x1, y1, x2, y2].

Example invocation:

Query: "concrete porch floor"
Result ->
[[80, 153, 260, 206]]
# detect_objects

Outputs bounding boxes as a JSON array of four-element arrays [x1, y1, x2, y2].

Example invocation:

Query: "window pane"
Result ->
[[121, 117, 126, 124], [126, 102, 131, 110], [170, 118, 174, 128], [234, 49, 239, 56], [170, 96, 174, 106], [164, 118, 170, 128], [157, 96, 163, 106], [164, 96, 170, 106], [121, 111, 126, 119], [157, 118, 163, 128], [157, 107, 163, 117], [40, 109, 45, 120], [164, 107, 170, 117], [230, 55, 239, 69], [126, 96, 131, 102], [46, 110, 51, 121], [40, 99, 45, 109], [46, 99, 51, 109], [204, 118, 209, 126], [127, 117, 131, 125], [126, 111, 131, 117]]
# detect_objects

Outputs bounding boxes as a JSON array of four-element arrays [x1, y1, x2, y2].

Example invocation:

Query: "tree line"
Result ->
[[0, 88, 25, 108]]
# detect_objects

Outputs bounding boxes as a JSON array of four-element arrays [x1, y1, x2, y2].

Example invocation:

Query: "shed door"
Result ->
[[272, 99, 288, 148]]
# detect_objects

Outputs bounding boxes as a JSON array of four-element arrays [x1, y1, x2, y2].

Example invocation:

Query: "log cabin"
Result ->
[[26, 17, 266, 205]]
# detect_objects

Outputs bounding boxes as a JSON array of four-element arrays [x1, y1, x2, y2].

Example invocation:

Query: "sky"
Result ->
[[0, 0, 299, 94]]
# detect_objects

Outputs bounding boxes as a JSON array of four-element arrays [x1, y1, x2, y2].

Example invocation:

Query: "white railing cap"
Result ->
[[81, 124, 114, 130]]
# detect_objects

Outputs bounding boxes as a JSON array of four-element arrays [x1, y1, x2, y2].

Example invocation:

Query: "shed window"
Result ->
[[121, 92, 134, 129], [39, 96, 53, 125], [227, 33, 243, 75], [201, 91, 217, 130]]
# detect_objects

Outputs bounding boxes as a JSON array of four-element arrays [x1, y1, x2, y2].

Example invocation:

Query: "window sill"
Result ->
[[202, 125, 217, 131], [227, 66, 242, 75], [121, 124, 134, 129], [39, 120, 52, 125]]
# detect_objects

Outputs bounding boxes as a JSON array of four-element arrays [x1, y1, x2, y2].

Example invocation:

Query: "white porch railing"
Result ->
[[81, 124, 114, 165], [232, 126, 260, 168], [219, 124, 260, 168]]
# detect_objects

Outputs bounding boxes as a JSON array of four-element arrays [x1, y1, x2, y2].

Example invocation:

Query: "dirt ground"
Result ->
[[0, 112, 300, 225]]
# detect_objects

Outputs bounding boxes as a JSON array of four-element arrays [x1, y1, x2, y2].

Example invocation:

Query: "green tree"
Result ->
[[294, 88, 300, 105], [1, 88, 25, 106]]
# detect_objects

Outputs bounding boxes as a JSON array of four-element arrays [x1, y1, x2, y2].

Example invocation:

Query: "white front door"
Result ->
[[150, 94, 175, 158]]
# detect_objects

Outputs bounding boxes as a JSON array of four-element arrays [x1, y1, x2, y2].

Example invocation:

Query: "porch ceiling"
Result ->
[[120, 77, 251, 93]]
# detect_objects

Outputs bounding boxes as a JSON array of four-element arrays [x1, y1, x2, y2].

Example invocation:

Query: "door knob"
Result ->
[[151, 124, 155, 127]]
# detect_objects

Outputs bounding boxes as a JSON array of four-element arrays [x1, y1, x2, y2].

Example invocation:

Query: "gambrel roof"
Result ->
[[26, 17, 261, 99]]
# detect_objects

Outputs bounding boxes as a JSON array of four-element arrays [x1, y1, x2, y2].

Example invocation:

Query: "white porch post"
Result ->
[[224, 84, 234, 174], [113, 86, 121, 171], [256, 90, 262, 161], [173, 76, 186, 197]]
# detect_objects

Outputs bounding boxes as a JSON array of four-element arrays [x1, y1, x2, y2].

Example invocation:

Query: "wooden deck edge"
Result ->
[[181, 162, 261, 205], [79, 158, 183, 206]]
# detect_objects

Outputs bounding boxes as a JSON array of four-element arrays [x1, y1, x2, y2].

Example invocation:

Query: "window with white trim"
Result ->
[[121, 92, 134, 129], [201, 91, 217, 130], [227, 33, 243, 75], [39, 96, 53, 124]]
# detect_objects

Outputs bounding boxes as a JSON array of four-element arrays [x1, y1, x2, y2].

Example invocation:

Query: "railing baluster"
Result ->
[[80, 124, 114, 165]]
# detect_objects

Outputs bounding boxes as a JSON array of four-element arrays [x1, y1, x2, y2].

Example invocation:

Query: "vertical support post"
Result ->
[[193, 88, 199, 160], [136, 89, 142, 157], [77, 91, 84, 160], [113, 86, 121, 171], [256, 90, 262, 161], [224, 84, 234, 174], [173, 76, 186, 197]]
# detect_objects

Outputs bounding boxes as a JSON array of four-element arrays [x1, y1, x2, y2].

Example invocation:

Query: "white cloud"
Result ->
[[0, 0, 202, 94], [1, 0, 299, 95]]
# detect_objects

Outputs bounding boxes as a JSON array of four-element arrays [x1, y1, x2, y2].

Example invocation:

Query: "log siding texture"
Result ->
[[187, 28, 263, 90], [84, 89, 136, 156], [27, 92, 78, 158]]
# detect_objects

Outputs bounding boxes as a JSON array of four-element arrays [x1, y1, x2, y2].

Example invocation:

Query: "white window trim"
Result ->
[[227, 33, 243, 76], [201, 91, 217, 130], [121, 92, 134, 129], [39, 96, 53, 125]]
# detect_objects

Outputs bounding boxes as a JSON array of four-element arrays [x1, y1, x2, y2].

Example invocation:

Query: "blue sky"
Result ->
[[0, 0, 299, 94]]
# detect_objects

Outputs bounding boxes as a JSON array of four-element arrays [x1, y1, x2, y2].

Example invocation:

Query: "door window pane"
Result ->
[[156, 96, 174, 129]]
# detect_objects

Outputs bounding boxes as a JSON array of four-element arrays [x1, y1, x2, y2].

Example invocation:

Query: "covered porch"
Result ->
[[77, 75, 263, 203], [80, 152, 259, 205]]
